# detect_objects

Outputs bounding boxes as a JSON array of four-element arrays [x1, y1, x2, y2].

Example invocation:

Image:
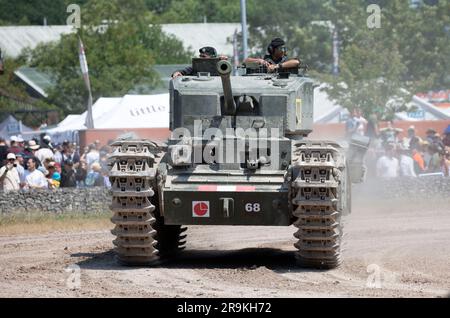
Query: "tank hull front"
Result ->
[[162, 171, 291, 226]]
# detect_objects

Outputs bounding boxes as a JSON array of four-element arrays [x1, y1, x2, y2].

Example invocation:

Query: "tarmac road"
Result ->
[[0, 187, 449, 298]]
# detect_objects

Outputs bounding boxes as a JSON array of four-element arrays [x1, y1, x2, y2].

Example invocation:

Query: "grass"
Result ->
[[0, 211, 113, 236]]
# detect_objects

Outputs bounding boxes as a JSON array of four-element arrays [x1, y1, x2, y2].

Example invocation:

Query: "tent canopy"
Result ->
[[46, 97, 122, 133], [46, 94, 169, 137], [94, 94, 169, 129], [0, 115, 34, 139]]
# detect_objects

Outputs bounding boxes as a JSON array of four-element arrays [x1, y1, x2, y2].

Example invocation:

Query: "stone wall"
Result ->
[[0, 177, 448, 215], [0, 187, 111, 215]]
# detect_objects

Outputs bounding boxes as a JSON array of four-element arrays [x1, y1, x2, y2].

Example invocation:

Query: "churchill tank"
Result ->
[[108, 58, 368, 269]]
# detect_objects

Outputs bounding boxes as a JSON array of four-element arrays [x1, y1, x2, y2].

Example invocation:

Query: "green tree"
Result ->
[[0, 0, 89, 25], [321, 0, 449, 119], [241, 0, 448, 119], [3, 0, 448, 121], [245, 0, 332, 72], [320, 30, 410, 119], [23, 0, 191, 114], [384, 0, 450, 91], [0, 57, 58, 127], [149, 0, 241, 23]]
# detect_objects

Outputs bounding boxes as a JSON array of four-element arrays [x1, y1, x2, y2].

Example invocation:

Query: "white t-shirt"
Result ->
[[53, 151, 63, 164], [376, 156, 399, 178], [355, 116, 368, 136], [0, 166, 20, 192], [25, 169, 48, 189], [35, 148, 54, 164], [86, 151, 100, 168], [400, 155, 417, 177], [16, 164, 26, 183]]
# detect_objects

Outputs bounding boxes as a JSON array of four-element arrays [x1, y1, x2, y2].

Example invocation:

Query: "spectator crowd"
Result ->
[[346, 109, 450, 179], [0, 134, 112, 192], [2, 114, 449, 191]]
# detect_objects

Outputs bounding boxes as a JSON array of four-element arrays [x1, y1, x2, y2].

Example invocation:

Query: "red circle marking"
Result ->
[[194, 202, 208, 216]]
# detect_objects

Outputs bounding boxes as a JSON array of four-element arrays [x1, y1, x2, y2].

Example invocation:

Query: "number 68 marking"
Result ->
[[245, 203, 261, 212]]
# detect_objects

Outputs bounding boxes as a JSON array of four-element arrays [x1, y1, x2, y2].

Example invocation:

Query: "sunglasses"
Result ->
[[7, 159, 15, 162]]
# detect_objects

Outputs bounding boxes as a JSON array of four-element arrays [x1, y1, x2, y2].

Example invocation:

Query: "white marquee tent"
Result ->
[[47, 97, 122, 133], [94, 94, 169, 129], [41, 94, 170, 143]]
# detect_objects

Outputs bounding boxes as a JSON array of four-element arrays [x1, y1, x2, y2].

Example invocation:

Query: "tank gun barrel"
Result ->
[[217, 60, 236, 115]]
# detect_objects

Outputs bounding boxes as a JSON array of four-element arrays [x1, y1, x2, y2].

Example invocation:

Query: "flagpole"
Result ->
[[79, 36, 94, 129], [240, 0, 248, 60], [233, 29, 239, 75], [86, 89, 94, 129]]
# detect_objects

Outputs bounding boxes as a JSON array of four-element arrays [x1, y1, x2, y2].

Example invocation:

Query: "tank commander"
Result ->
[[172, 46, 228, 79], [244, 37, 300, 73]]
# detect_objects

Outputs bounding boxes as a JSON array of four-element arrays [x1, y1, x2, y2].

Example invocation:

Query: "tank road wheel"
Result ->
[[154, 220, 187, 259], [291, 141, 347, 269], [109, 140, 186, 266]]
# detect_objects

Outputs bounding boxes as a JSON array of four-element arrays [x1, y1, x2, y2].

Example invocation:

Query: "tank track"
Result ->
[[109, 140, 186, 266], [291, 140, 347, 269]]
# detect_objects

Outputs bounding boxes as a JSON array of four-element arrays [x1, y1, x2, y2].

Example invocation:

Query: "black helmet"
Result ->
[[199, 46, 217, 57]]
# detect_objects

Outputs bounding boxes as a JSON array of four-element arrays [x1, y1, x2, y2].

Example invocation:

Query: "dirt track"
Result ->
[[0, 189, 449, 298]]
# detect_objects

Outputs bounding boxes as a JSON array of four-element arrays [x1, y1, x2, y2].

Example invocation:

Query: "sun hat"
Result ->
[[27, 140, 40, 150]]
